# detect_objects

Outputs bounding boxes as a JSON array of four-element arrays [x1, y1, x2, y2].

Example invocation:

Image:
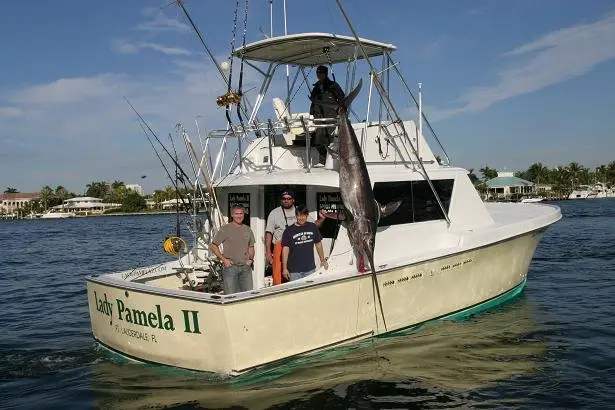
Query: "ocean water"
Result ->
[[1, 200, 613, 409]]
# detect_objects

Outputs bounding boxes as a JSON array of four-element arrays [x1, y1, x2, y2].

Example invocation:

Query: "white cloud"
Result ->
[[0, 59, 232, 192], [110, 39, 139, 54], [140, 42, 192, 55], [434, 11, 615, 120], [136, 13, 190, 34], [0, 106, 23, 118], [10, 74, 128, 105], [111, 39, 191, 56]]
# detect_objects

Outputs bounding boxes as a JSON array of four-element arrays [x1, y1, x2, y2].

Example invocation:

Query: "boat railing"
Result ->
[[203, 116, 339, 179]]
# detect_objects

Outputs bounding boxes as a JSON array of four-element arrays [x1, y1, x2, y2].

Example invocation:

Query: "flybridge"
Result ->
[[233, 33, 396, 66]]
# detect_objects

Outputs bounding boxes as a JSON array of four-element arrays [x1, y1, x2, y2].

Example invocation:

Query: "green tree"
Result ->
[[85, 181, 109, 199], [164, 185, 176, 200], [479, 166, 498, 181], [467, 168, 480, 185], [518, 162, 549, 184], [112, 185, 128, 204], [152, 190, 167, 207], [122, 191, 146, 212], [54, 186, 70, 203], [606, 161, 615, 186], [38, 186, 55, 210], [111, 180, 125, 190], [3, 187, 19, 194]]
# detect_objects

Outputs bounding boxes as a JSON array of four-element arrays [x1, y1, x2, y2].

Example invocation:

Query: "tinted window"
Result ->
[[373, 179, 454, 226]]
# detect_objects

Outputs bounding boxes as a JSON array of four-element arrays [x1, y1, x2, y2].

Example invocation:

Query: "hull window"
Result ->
[[373, 179, 454, 226]]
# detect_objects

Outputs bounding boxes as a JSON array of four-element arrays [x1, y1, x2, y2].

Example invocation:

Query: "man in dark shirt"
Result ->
[[310, 65, 345, 164], [281, 204, 328, 281]]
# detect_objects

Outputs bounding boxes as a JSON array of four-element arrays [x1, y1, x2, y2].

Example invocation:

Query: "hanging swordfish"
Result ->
[[327, 79, 400, 330]]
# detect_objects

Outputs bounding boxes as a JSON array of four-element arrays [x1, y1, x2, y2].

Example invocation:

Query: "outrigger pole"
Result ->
[[124, 97, 196, 192], [334, 0, 451, 227]]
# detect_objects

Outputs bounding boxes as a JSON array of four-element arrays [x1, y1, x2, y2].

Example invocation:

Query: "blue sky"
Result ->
[[1, 0, 614, 194]]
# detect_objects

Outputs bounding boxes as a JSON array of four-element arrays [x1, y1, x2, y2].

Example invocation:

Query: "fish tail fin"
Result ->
[[343, 79, 363, 110]]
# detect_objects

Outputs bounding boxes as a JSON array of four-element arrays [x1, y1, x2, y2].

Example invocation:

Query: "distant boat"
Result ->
[[520, 196, 544, 203], [40, 210, 76, 219], [568, 183, 615, 200]]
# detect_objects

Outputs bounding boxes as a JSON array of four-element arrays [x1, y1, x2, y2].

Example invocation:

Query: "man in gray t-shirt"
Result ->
[[265, 188, 325, 285], [210, 205, 255, 294]]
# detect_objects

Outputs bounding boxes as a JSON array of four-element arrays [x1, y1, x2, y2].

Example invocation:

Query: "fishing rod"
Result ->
[[128, 100, 193, 215], [235, 0, 250, 168], [124, 97, 196, 190], [138, 123, 181, 196]]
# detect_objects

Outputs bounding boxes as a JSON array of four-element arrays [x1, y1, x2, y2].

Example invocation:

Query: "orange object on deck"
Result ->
[[273, 241, 283, 285]]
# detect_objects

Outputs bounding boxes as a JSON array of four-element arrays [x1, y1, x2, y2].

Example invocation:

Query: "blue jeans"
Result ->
[[222, 264, 253, 294], [290, 269, 315, 281]]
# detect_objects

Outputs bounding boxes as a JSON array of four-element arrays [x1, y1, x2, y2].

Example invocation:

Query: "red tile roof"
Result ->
[[0, 192, 40, 200]]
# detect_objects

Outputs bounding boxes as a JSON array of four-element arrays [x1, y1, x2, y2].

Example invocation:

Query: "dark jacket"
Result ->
[[309, 78, 345, 119]]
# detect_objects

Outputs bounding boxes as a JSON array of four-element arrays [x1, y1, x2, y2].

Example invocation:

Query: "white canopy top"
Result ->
[[233, 33, 396, 66]]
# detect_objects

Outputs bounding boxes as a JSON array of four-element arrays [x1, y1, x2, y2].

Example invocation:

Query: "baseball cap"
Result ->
[[281, 188, 295, 198]]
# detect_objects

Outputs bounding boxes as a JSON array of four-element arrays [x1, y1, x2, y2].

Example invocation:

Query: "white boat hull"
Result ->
[[87, 227, 546, 375], [41, 212, 76, 219]]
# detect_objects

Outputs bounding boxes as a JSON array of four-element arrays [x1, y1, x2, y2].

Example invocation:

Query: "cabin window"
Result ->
[[373, 179, 454, 226]]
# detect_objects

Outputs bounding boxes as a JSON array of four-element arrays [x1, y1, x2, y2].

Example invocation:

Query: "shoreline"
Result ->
[[0, 210, 183, 220]]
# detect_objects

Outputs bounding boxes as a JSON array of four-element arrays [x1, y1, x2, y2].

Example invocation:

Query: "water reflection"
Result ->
[[90, 296, 544, 409]]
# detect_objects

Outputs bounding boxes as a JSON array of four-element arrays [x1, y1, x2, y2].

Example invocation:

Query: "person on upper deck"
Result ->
[[309, 65, 345, 164], [265, 188, 326, 285]]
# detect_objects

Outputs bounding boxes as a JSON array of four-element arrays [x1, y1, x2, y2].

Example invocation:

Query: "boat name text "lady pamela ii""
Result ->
[[93, 291, 202, 334]]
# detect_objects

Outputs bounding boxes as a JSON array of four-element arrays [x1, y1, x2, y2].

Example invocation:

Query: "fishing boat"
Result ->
[[40, 209, 76, 219], [520, 196, 544, 203], [568, 183, 615, 199], [86, 1, 561, 375]]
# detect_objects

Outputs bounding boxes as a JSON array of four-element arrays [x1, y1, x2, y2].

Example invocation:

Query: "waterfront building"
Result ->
[[0, 192, 39, 214], [54, 197, 121, 215], [486, 171, 535, 201], [125, 184, 144, 196]]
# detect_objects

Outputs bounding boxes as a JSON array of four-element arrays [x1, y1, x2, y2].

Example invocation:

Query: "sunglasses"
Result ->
[[281, 196, 294, 200]]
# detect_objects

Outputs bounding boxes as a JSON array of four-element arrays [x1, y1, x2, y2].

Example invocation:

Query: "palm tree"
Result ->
[[479, 166, 498, 181], [111, 180, 125, 190], [524, 163, 549, 184], [567, 162, 583, 187], [38, 186, 55, 210], [85, 181, 109, 199], [3, 187, 19, 194], [607, 161, 615, 186], [54, 186, 70, 205]]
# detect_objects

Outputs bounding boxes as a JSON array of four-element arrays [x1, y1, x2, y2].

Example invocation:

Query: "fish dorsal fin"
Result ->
[[376, 200, 402, 221], [343, 79, 363, 110]]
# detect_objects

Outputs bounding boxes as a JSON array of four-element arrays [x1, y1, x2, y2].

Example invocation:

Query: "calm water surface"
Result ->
[[1, 200, 614, 409]]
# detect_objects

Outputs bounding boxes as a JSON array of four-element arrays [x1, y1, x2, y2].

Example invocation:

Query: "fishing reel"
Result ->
[[216, 91, 242, 107], [163, 235, 188, 257]]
